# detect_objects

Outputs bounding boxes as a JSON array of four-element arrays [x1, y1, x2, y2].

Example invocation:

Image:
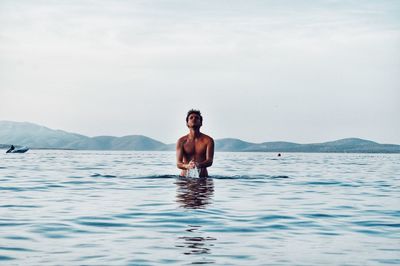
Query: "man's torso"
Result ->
[[179, 133, 211, 176]]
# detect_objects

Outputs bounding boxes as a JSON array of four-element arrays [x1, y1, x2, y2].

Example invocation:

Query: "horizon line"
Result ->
[[1, 120, 399, 146]]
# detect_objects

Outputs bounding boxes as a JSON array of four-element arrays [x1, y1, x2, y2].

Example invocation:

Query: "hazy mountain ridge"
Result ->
[[216, 138, 400, 153], [1, 121, 399, 153], [0, 121, 167, 151]]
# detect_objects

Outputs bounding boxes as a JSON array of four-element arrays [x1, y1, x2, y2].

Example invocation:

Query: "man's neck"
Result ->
[[188, 128, 201, 139]]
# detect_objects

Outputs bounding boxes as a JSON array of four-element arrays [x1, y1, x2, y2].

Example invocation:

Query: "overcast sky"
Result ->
[[0, 0, 399, 144]]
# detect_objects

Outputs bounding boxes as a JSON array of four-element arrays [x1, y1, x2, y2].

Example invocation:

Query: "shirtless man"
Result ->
[[176, 109, 214, 177]]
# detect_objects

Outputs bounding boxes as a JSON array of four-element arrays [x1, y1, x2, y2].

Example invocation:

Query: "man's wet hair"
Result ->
[[186, 109, 203, 123]]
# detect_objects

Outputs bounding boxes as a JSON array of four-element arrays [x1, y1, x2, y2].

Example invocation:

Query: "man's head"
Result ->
[[186, 109, 203, 128]]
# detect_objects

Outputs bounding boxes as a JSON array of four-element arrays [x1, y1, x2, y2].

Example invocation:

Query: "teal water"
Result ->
[[1, 151, 399, 265]]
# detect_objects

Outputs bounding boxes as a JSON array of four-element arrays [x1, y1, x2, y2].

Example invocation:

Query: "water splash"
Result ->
[[186, 166, 200, 178]]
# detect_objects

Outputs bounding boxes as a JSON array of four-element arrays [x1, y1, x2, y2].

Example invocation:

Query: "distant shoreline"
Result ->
[[1, 121, 400, 153], [1, 147, 399, 154]]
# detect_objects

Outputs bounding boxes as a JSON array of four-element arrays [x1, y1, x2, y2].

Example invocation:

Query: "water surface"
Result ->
[[1, 151, 399, 265]]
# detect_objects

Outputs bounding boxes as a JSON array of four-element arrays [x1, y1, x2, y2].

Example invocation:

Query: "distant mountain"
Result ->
[[215, 138, 255, 151], [0, 121, 87, 149], [0, 121, 168, 151], [215, 138, 400, 153], [1, 121, 399, 153]]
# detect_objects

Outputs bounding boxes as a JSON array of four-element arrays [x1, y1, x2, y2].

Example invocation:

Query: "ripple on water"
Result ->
[[0, 187, 24, 192], [300, 181, 346, 186], [0, 255, 15, 261], [31, 222, 93, 239], [0, 246, 36, 252], [74, 217, 132, 228], [0, 204, 40, 208], [371, 259, 400, 265], [90, 173, 117, 178], [123, 175, 290, 180], [302, 213, 350, 219], [352, 220, 400, 228], [4, 235, 33, 241], [0, 220, 30, 227], [61, 180, 96, 185]]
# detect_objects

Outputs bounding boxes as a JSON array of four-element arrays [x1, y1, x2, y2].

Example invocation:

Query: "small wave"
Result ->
[[77, 221, 131, 228], [0, 221, 30, 227], [74, 167, 104, 170], [61, 181, 96, 185], [0, 246, 36, 252], [129, 174, 290, 180], [132, 175, 177, 179], [258, 215, 296, 222], [207, 175, 290, 180], [0, 187, 24, 192], [46, 184, 65, 188], [4, 236, 32, 240], [90, 173, 117, 178], [67, 175, 84, 179], [74, 217, 131, 228], [303, 213, 351, 219], [205, 175, 288, 180], [353, 221, 400, 228], [372, 259, 400, 265], [0, 205, 40, 208], [300, 181, 346, 186], [0, 255, 15, 261], [77, 254, 107, 261]]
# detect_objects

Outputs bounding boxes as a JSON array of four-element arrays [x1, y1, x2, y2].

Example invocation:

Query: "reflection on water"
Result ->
[[175, 177, 214, 209], [177, 225, 217, 256], [175, 178, 216, 263]]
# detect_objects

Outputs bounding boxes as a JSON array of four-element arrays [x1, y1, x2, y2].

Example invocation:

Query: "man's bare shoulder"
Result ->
[[200, 133, 214, 143], [177, 135, 189, 144]]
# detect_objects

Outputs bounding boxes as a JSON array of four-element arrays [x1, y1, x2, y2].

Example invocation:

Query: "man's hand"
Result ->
[[187, 160, 196, 169]]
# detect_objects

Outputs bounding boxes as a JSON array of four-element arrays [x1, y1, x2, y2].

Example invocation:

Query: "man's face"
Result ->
[[187, 113, 202, 128]]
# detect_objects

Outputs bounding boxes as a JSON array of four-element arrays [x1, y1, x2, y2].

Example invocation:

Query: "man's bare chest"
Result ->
[[183, 140, 207, 155]]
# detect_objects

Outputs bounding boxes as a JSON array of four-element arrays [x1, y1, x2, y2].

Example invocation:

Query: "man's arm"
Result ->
[[176, 139, 192, 170], [196, 138, 214, 168]]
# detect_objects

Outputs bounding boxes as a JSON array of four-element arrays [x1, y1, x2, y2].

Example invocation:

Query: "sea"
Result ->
[[1, 150, 399, 265]]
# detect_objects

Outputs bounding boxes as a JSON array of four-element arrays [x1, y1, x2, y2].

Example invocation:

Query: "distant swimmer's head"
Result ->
[[186, 109, 203, 128]]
